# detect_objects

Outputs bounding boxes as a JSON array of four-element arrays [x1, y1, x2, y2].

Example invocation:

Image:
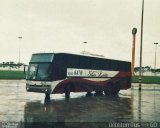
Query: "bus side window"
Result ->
[[110, 61, 118, 71], [103, 59, 109, 70], [53, 67, 66, 80], [79, 56, 89, 69], [91, 57, 99, 69], [119, 62, 122, 71]]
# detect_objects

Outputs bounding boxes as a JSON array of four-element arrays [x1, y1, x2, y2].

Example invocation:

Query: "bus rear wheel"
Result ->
[[95, 91, 103, 96], [86, 92, 93, 97], [104, 84, 112, 96], [104, 83, 120, 96]]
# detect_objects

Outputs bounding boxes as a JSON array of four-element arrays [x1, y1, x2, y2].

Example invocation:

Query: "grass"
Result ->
[[132, 75, 160, 84], [0, 70, 160, 84], [0, 70, 25, 79]]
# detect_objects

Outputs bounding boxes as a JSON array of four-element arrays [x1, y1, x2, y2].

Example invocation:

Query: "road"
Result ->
[[0, 80, 160, 128]]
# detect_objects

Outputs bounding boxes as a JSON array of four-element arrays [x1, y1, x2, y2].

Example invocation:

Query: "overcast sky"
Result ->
[[0, 0, 160, 68]]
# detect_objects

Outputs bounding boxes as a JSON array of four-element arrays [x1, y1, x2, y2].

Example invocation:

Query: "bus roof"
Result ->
[[32, 52, 130, 63]]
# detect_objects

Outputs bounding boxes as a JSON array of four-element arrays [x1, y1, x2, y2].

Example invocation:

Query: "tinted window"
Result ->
[[30, 54, 54, 62]]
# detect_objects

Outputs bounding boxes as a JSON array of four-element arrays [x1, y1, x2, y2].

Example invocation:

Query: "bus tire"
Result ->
[[94, 91, 103, 96], [104, 83, 112, 96], [86, 92, 93, 97], [112, 83, 120, 96], [64, 85, 70, 98], [45, 93, 50, 101], [104, 83, 120, 96]]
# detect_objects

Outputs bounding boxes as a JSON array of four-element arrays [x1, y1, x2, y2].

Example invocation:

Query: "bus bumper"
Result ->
[[26, 84, 52, 93]]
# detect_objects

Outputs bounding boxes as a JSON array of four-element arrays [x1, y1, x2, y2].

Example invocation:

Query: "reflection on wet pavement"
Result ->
[[25, 96, 132, 122], [0, 80, 160, 128]]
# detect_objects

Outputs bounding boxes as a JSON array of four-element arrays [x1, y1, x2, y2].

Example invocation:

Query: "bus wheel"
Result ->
[[94, 91, 103, 96], [104, 83, 120, 96], [104, 83, 112, 96], [86, 92, 93, 97], [45, 93, 50, 101], [112, 83, 120, 96], [64, 85, 70, 98]]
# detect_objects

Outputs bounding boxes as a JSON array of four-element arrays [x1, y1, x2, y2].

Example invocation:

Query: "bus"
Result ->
[[26, 52, 131, 99]]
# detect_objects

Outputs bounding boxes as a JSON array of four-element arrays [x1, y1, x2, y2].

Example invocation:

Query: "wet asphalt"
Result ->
[[0, 80, 160, 128]]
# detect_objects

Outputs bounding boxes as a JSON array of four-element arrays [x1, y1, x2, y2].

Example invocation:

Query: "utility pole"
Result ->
[[139, 0, 144, 91]]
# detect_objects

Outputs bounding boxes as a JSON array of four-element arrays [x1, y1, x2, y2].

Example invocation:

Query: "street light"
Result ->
[[154, 43, 158, 75], [18, 36, 22, 63], [83, 42, 87, 53]]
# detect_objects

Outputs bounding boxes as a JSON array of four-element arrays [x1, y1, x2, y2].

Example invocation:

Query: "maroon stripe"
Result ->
[[52, 71, 131, 94]]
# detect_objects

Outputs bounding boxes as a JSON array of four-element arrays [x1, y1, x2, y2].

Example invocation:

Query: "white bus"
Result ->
[[26, 53, 131, 100]]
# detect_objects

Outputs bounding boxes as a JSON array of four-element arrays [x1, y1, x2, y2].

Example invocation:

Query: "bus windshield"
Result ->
[[26, 63, 52, 81]]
